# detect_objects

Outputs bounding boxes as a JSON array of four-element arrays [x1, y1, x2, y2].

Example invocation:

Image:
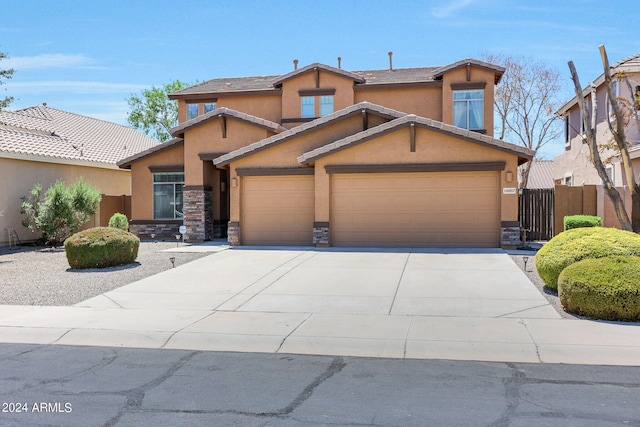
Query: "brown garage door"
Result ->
[[331, 171, 500, 247], [241, 175, 314, 245]]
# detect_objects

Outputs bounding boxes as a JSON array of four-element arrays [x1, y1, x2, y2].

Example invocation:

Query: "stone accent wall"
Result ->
[[500, 221, 521, 248], [183, 186, 213, 242], [130, 221, 182, 240], [227, 221, 240, 245], [313, 222, 330, 247]]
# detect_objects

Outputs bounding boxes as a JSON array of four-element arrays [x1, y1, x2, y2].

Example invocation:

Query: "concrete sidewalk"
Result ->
[[0, 247, 638, 366]]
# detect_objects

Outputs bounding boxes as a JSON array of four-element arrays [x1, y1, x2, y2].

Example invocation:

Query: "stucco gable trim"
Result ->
[[170, 107, 285, 138], [117, 138, 184, 169], [298, 115, 535, 165], [213, 102, 408, 167]]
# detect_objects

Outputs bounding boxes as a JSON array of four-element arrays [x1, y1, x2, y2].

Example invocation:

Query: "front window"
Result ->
[[187, 103, 199, 120], [153, 173, 184, 219], [453, 90, 483, 130], [320, 96, 334, 117], [301, 96, 315, 118], [204, 102, 216, 114]]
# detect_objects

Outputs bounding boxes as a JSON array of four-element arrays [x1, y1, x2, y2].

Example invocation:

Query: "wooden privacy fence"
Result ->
[[519, 189, 554, 241]]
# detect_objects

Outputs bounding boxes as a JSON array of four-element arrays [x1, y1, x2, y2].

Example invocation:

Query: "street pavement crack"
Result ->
[[488, 362, 526, 427]]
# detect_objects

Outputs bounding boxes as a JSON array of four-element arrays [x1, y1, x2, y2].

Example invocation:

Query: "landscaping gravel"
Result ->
[[0, 242, 212, 306]]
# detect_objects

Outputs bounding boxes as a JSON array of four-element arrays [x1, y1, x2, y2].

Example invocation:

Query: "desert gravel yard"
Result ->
[[0, 242, 211, 306]]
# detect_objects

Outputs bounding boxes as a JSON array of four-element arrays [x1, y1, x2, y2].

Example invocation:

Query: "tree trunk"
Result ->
[[632, 191, 640, 233]]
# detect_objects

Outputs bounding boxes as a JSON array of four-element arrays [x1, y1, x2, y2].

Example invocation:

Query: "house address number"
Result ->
[[502, 187, 517, 195]]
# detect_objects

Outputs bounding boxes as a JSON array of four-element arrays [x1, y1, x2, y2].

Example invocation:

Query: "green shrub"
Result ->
[[564, 215, 602, 231], [108, 212, 129, 231], [64, 227, 139, 269], [558, 256, 640, 321], [21, 179, 102, 246], [535, 227, 640, 291]]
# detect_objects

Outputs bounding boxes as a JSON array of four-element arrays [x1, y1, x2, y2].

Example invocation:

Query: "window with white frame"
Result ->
[[564, 115, 570, 148], [607, 81, 620, 123], [605, 164, 615, 185], [564, 173, 573, 186], [187, 103, 199, 120], [153, 173, 184, 219], [301, 96, 315, 118], [453, 90, 484, 130]]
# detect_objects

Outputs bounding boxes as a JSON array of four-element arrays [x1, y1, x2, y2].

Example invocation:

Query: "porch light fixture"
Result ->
[[231, 178, 238, 187], [506, 171, 513, 182]]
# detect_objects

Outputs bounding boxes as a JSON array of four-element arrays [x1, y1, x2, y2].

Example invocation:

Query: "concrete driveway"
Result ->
[[1, 247, 639, 365]]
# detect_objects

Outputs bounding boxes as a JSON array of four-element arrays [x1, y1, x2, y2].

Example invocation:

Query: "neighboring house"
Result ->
[[519, 160, 554, 189], [0, 104, 158, 246], [554, 53, 640, 188], [118, 58, 534, 248]]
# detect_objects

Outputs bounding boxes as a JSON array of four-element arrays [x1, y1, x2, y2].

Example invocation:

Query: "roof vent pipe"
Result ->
[[388, 51, 393, 71], [338, 57, 342, 69], [294, 59, 298, 70]]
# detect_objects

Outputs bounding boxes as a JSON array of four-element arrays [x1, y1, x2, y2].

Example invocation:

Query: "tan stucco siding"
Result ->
[[0, 157, 131, 245], [281, 70, 355, 119], [184, 119, 270, 185], [312, 127, 519, 223], [441, 67, 496, 137], [355, 86, 442, 119], [129, 143, 184, 220], [217, 94, 282, 124]]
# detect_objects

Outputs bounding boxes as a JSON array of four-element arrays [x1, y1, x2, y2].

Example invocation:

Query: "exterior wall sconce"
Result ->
[[221, 182, 226, 192], [506, 171, 513, 182], [231, 178, 238, 187]]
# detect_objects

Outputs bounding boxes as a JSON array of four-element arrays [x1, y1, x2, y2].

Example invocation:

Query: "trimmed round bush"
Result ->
[[558, 256, 640, 321], [64, 227, 140, 269], [108, 212, 129, 231], [535, 227, 640, 291], [564, 214, 601, 231]]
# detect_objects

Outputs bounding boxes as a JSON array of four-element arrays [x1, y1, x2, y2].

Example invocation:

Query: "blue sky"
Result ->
[[2, 0, 639, 158]]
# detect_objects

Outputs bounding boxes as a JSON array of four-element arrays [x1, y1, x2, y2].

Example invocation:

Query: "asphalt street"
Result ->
[[1, 343, 638, 427]]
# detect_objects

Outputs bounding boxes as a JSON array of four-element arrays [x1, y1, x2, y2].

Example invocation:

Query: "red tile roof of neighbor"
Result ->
[[0, 105, 158, 166]]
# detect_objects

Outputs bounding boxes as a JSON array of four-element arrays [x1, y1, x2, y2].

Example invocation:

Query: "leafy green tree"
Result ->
[[126, 80, 191, 142], [21, 179, 102, 246], [0, 48, 15, 110]]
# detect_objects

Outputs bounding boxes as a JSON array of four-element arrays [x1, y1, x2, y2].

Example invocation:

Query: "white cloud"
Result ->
[[431, 0, 474, 18], [4, 53, 102, 70]]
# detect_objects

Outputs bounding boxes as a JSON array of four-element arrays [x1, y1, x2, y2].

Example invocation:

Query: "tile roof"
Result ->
[[170, 107, 285, 138], [297, 114, 535, 164], [213, 102, 408, 167], [117, 137, 184, 169], [0, 105, 158, 166], [170, 58, 503, 98], [520, 159, 554, 189]]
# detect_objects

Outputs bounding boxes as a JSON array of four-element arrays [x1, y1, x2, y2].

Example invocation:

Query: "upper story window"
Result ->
[[301, 96, 315, 118], [204, 102, 216, 114], [564, 115, 570, 149], [300, 94, 335, 119], [187, 103, 199, 120], [153, 173, 184, 220], [453, 90, 483, 130]]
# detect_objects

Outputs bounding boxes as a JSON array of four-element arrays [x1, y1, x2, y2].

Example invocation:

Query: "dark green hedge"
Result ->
[[563, 215, 602, 231], [64, 227, 139, 269], [558, 256, 640, 321]]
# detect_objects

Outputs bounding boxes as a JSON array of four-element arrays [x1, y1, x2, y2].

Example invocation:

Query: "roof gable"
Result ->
[[117, 137, 184, 169], [170, 107, 285, 138], [213, 102, 407, 167], [433, 58, 505, 84], [272, 63, 366, 87], [297, 115, 534, 164]]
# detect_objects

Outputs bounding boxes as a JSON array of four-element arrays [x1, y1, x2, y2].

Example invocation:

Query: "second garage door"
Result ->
[[241, 175, 314, 245], [331, 171, 500, 247]]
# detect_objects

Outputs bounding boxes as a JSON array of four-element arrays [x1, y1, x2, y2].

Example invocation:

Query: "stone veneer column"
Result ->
[[183, 185, 213, 241], [500, 220, 521, 248], [227, 221, 240, 245], [313, 222, 330, 247]]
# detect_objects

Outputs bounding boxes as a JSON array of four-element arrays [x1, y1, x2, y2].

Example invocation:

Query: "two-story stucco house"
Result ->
[[554, 53, 640, 188], [118, 57, 534, 248]]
